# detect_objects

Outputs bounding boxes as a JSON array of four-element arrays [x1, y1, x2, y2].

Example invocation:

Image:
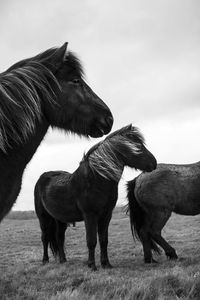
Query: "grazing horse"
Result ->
[[34, 124, 157, 270], [126, 162, 200, 263], [0, 43, 113, 221]]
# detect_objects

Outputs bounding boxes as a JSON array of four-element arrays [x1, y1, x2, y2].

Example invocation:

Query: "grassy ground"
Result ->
[[0, 208, 200, 299]]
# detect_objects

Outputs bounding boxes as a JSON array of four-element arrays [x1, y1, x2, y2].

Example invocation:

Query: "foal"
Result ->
[[35, 124, 157, 270]]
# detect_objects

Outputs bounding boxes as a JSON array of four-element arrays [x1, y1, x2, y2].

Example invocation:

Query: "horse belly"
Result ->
[[77, 183, 118, 216], [44, 191, 83, 223], [174, 183, 200, 216]]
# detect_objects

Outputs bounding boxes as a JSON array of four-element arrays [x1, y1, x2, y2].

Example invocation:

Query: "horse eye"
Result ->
[[72, 78, 80, 84]]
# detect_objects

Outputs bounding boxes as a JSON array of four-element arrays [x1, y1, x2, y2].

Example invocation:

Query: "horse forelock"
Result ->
[[0, 61, 59, 152], [86, 127, 144, 181], [105, 124, 145, 145]]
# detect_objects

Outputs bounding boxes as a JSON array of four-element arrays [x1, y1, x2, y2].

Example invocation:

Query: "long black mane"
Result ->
[[7, 47, 85, 78], [0, 47, 84, 153], [82, 124, 145, 181]]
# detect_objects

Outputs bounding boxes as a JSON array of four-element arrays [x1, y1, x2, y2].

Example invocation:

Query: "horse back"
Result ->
[[134, 166, 180, 211], [134, 163, 200, 215]]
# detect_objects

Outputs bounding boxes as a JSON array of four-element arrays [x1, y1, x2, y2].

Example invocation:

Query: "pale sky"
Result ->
[[0, 0, 200, 210]]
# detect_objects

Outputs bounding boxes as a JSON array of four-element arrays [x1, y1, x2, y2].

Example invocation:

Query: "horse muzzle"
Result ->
[[90, 115, 113, 137]]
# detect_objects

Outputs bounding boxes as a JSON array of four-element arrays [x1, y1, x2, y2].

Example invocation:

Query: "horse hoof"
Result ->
[[42, 259, 49, 265], [102, 262, 113, 269], [89, 265, 97, 271], [144, 258, 158, 264], [88, 262, 97, 271], [167, 255, 178, 260], [59, 258, 67, 264], [166, 252, 178, 260]]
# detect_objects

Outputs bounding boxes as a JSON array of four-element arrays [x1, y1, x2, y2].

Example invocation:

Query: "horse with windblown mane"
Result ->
[[126, 161, 200, 263], [0, 43, 113, 222], [34, 124, 157, 270]]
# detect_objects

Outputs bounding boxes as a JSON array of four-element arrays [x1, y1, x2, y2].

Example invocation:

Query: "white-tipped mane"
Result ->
[[85, 125, 144, 181]]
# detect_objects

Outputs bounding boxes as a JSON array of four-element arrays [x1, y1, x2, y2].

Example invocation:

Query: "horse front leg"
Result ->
[[98, 213, 113, 268], [84, 213, 98, 271], [56, 221, 67, 263]]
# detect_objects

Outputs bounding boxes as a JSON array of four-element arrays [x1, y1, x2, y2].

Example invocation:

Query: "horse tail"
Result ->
[[126, 178, 161, 254], [34, 173, 59, 258]]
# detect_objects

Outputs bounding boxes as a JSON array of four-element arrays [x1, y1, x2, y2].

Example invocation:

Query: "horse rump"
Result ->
[[126, 178, 161, 254]]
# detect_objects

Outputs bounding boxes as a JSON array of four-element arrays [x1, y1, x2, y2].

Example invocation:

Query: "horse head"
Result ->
[[39, 43, 113, 137]]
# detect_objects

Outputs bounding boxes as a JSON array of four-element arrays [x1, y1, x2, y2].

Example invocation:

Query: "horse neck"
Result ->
[[0, 118, 49, 220], [89, 146, 125, 182], [0, 118, 49, 176]]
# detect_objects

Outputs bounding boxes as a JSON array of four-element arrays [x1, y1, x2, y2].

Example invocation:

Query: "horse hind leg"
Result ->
[[150, 210, 178, 260], [152, 233, 178, 260], [41, 231, 49, 264], [40, 218, 57, 264], [139, 225, 155, 263]]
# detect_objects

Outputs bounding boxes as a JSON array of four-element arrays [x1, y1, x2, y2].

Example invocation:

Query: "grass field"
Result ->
[[1, 208, 200, 299]]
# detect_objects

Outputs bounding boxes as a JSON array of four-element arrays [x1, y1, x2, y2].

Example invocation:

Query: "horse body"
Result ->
[[35, 171, 83, 223], [0, 43, 113, 221], [0, 118, 49, 218], [35, 124, 157, 270], [127, 161, 200, 263]]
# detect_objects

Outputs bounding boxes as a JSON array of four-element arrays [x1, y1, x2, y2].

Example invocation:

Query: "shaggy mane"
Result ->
[[83, 124, 145, 181], [0, 61, 59, 152], [0, 47, 84, 153]]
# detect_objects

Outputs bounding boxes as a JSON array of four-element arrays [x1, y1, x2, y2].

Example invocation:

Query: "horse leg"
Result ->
[[41, 231, 49, 264], [38, 217, 55, 264], [139, 226, 154, 263], [151, 232, 178, 260], [84, 213, 98, 271], [150, 210, 178, 260], [98, 212, 113, 269], [56, 221, 67, 263]]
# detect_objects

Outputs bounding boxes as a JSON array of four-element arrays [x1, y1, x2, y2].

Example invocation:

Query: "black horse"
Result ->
[[0, 43, 113, 222], [126, 162, 200, 263], [34, 124, 157, 270]]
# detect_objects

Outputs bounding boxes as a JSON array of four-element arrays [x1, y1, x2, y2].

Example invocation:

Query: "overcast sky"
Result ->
[[1, 0, 200, 210]]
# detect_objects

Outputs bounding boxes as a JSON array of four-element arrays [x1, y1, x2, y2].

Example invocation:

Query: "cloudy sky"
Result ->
[[1, 0, 200, 210]]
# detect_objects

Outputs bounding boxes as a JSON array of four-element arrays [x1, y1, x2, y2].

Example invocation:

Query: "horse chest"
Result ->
[[0, 175, 22, 219], [77, 183, 118, 214]]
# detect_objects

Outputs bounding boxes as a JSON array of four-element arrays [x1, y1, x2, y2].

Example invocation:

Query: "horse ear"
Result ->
[[44, 42, 68, 72], [127, 124, 132, 130]]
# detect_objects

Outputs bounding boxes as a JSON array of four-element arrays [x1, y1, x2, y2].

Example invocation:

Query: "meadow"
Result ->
[[0, 208, 200, 300]]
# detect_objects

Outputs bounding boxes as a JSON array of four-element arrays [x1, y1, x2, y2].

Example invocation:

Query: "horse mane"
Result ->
[[83, 124, 145, 181], [0, 47, 84, 153], [7, 47, 85, 78]]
